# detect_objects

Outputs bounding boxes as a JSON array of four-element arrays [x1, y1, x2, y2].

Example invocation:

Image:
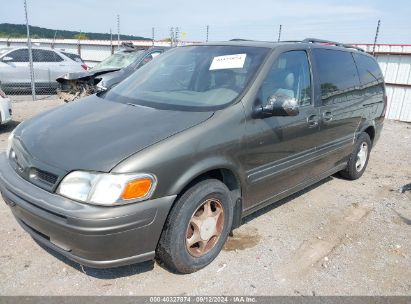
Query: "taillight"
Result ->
[[381, 95, 388, 118], [81, 64, 89, 71], [0, 88, 7, 98]]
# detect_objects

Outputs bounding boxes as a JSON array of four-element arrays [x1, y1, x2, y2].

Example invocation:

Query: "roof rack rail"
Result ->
[[302, 38, 364, 52], [230, 39, 254, 42]]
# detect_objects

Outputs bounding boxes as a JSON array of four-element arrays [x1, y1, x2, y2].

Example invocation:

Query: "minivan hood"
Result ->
[[15, 95, 213, 172]]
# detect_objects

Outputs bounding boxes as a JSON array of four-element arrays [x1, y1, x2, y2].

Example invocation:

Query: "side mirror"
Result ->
[[2, 56, 13, 62], [256, 93, 299, 117]]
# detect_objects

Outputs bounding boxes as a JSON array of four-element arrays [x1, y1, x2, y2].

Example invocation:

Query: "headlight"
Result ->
[[6, 129, 15, 157], [57, 171, 157, 206]]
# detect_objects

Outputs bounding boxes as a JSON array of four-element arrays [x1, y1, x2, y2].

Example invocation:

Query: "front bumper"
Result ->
[[0, 153, 176, 268]]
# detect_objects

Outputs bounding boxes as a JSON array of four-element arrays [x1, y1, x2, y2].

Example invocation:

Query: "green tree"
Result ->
[[73, 33, 89, 40]]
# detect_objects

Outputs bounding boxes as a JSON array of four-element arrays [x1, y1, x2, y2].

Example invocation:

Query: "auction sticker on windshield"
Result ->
[[209, 54, 246, 70]]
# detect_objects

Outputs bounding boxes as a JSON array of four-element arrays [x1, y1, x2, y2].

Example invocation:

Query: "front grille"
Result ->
[[30, 168, 58, 185], [9, 147, 59, 191]]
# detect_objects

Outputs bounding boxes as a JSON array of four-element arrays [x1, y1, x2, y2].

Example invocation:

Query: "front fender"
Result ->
[[168, 156, 244, 196]]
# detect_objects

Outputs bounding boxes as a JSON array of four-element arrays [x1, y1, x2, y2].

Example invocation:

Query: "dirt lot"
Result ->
[[0, 99, 410, 296]]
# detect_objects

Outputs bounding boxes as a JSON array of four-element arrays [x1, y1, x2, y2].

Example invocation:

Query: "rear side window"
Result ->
[[313, 49, 360, 105], [353, 53, 383, 85], [32, 49, 63, 62]]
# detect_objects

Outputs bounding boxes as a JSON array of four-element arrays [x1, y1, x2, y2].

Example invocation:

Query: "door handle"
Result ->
[[322, 111, 333, 122], [307, 115, 319, 128]]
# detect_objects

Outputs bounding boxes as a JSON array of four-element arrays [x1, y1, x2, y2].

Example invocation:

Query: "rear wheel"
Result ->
[[340, 132, 371, 180], [156, 179, 233, 274]]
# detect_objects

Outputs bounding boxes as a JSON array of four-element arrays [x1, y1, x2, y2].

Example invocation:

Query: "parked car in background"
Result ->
[[1, 39, 386, 274], [0, 47, 87, 94], [56, 45, 169, 102], [0, 81, 12, 125]]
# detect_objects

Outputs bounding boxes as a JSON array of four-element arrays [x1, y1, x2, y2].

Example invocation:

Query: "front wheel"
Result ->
[[156, 179, 233, 274], [340, 132, 371, 180]]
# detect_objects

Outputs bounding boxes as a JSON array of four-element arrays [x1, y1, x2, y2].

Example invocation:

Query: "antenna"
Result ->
[[206, 25, 209, 42], [152, 27, 155, 46]]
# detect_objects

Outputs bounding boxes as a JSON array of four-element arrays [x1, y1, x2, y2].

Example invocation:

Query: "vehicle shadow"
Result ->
[[34, 240, 155, 279], [242, 176, 334, 225], [0, 120, 20, 134]]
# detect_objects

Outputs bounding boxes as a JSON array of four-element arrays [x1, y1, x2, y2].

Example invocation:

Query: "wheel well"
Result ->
[[178, 168, 243, 229], [364, 126, 375, 143], [180, 168, 241, 195]]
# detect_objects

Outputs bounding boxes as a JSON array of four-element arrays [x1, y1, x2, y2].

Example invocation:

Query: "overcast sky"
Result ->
[[3, 0, 411, 43]]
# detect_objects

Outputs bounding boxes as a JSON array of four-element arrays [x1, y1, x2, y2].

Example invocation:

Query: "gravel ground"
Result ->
[[0, 99, 410, 296]]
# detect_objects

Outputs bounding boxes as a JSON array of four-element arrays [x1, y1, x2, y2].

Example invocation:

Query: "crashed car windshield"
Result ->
[[92, 50, 145, 70], [104, 45, 269, 111]]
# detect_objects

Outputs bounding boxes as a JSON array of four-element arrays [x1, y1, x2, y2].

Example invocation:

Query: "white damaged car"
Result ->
[[0, 82, 12, 125]]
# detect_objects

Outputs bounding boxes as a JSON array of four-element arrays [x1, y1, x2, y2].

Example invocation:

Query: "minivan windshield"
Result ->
[[105, 45, 269, 111], [93, 50, 145, 70]]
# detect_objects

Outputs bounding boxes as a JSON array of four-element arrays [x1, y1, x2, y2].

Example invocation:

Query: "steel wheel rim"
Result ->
[[185, 198, 225, 257], [355, 142, 368, 172]]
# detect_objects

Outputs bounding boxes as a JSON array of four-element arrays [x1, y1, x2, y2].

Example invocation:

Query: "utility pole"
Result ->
[[51, 30, 57, 48], [372, 20, 381, 56], [117, 14, 120, 49], [24, 0, 35, 100], [175, 27, 180, 46], [110, 28, 113, 54], [206, 25, 209, 42], [152, 27, 155, 46], [77, 30, 82, 56], [170, 27, 174, 47], [277, 24, 282, 42]]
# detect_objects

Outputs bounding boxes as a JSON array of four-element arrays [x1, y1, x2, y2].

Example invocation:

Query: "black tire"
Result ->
[[340, 132, 371, 180], [156, 179, 234, 274]]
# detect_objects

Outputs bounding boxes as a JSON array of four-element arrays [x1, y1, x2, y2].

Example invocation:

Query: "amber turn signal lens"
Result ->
[[122, 178, 153, 200]]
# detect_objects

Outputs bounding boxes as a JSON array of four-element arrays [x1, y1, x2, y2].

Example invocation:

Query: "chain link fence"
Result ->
[[0, 38, 184, 100]]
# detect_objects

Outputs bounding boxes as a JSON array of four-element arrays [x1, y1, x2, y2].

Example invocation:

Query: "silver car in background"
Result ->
[[0, 47, 86, 93]]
